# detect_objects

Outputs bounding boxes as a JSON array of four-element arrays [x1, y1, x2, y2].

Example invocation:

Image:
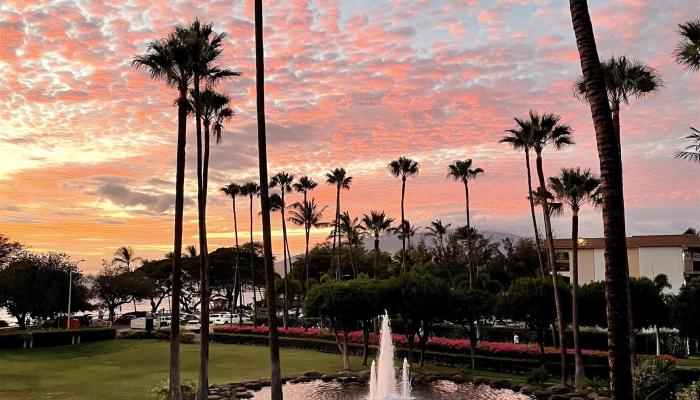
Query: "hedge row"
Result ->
[[118, 328, 195, 343], [0, 328, 117, 349]]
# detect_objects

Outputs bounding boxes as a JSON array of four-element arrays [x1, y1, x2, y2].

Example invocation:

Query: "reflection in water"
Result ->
[[252, 380, 531, 400]]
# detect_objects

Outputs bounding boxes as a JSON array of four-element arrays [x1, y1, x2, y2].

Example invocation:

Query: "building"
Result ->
[[550, 234, 700, 293]]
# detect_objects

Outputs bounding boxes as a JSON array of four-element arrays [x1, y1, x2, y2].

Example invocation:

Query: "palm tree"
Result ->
[[361, 211, 394, 278], [424, 219, 451, 262], [567, 1, 634, 397], [112, 247, 141, 270], [240, 182, 260, 325], [267, 193, 289, 328], [253, 2, 283, 395], [676, 127, 700, 164], [220, 183, 243, 319], [325, 168, 352, 279], [293, 176, 318, 205], [549, 168, 601, 387], [574, 55, 662, 160], [500, 124, 547, 278], [288, 199, 328, 295], [392, 220, 418, 255], [133, 28, 194, 400], [527, 110, 574, 383], [447, 159, 484, 287], [337, 211, 362, 278], [269, 172, 294, 328], [674, 19, 700, 72], [388, 157, 419, 272]]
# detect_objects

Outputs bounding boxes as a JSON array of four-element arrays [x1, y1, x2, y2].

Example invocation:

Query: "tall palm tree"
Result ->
[[240, 182, 260, 325], [336, 211, 362, 278], [528, 110, 574, 383], [574, 55, 662, 160], [293, 175, 318, 205], [500, 124, 547, 278], [112, 247, 141, 270], [447, 159, 484, 287], [676, 127, 700, 164], [388, 157, 419, 272], [133, 29, 194, 400], [568, 1, 634, 397], [675, 19, 700, 72], [266, 193, 289, 328], [253, 2, 283, 395], [220, 183, 243, 320], [288, 199, 328, 295], [325, 168, 352, 279], [549, 168, 601, 387], [361, 211, 394, 278], [269, 172, 294, 328]]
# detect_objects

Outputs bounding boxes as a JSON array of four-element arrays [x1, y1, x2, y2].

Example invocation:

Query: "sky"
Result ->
[[0, 0, 698, 273]]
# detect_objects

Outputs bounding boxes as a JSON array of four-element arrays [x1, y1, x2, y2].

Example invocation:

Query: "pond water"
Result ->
[[252, 380, 531, 400]]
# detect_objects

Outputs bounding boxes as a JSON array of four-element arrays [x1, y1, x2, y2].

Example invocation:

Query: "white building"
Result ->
[[550, 234, 700, 293]]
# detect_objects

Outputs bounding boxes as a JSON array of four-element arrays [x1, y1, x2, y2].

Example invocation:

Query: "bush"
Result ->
[[526, 366, 549, 385], [677, 381, 700, 400], [151, 379, 196, 400], [633, 357, 676, 399], [0, 328, 116, 349], [152, 328, 195, 344]]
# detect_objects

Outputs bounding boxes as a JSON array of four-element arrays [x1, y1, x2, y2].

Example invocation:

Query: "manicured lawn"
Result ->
[[677, 357, 700, 368], [0, 339, 369, 400]]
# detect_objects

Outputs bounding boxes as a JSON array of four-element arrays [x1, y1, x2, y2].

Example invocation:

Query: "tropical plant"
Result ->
[[424, 219, 452, 266], [674, 19, 700, 72], [240, 182, 260, 325], [678, 381, 700, 400], [675, 127, 700, 164], [388, 157, 419, 272], [500, 123, 546, 278], [361, 211, 394, 278], [448, 288, 495, 369], [336, 211, 363, 278], [447, 159, 484, 287], [568, 2, 635, 396], [112, 247, 142, 270], [133, 27, 194, 400], [548, 167, 601, 387], [525, 110, 574, 383], [269, 172, 295, 328], [632, 357, 675, 400], [293, 176, 318, 205], [220, 183, 243, 320], [325, 168, 352, 280], [288, 199, 328, 295]]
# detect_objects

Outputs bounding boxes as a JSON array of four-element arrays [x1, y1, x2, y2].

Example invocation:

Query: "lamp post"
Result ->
[[67, 259, 85, 330]]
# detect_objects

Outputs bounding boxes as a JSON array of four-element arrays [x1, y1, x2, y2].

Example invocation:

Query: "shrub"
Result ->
[[0, 328, 116, 349], [677, 381, 700, 400], [633, 357, 676, 399], [151, 379, 196, 400], [526, 366, 549, 385], [152, 328, 195, 344]]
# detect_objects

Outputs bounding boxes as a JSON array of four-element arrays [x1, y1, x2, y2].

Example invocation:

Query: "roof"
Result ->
[[549, 234, 700, 250]]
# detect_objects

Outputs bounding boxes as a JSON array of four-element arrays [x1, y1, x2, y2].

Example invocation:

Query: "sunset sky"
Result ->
[[1, 0, 698, 273]]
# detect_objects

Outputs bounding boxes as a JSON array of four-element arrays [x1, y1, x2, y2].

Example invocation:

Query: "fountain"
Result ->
[[368, 312, 411, 400]]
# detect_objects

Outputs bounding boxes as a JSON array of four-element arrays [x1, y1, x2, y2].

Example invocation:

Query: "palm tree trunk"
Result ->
[[249, 196, 257, 327], [304, 226, 310, 300], [373, 237, 379, 278], [197, 113, 211, 400], [464, 181, 475, 288], [281, 192, 289, 329], [525, 149, 546, 278], [400, 176, 407, 273], [231, 196, 242, 325], [254, 1, 283, 395], [169, 85, 188, 400], [571, 210, 585, 387], [332, 186, 340, 279], [535, 151, 568, 384], [568, 2, 633, 398]]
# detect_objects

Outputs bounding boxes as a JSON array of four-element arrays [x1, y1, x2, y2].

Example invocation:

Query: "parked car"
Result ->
[[185, 319, 201, 333], [210, 312, 250, 325], [114, 311, 147, 326]]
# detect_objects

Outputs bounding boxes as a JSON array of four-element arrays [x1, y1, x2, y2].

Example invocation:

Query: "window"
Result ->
[[555, 251, 570, 272]]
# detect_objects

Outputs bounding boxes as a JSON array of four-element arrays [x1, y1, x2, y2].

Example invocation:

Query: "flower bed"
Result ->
[[213, 325, 675, 364]]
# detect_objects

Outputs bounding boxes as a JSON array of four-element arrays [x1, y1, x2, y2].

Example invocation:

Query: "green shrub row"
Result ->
[[119, 328, 195, 344], [0, 328, 117, 349]]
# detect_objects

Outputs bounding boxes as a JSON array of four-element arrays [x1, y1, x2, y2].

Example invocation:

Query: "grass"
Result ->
[[677, 357, 700, 368], [0, 339, 534, 400]]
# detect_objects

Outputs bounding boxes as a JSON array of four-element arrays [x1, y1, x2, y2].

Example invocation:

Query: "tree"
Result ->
[[267, 193, 289, 327], [549, 167, 600, 387], [0, 252, 91, 329], [137, 259, 172, 315], [220, 183, 243, 320], [448, 288, 495, 369], [269, 172, 295, 328], [361, 211, 394, 278], [388, 157, 419, 272], [672, 278, 700, 342], [675, 127, 700, 164], [93, 262, 150, 323], [133, 29, 194, 399], [325, 168, 352, 280], [253, 2, 283, 396], [112, 247, 142, 270], [0, 234, 23, 267], [447, 159, 484, 287], [288, 199, 328, 295], [240, 181, 261, 324], [526, 110, 574, 383], [674, 19, 700, 72], [568, 2, 634, 397], [500, 124, 546, 278], [292, 176, 318, 205]]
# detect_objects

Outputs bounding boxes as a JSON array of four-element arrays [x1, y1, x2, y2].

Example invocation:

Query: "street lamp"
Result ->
[[67, 259, 85, 330]]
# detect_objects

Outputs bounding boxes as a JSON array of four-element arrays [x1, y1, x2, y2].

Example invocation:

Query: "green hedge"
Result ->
[[0, 328, 117, 349], [119, 328, 195, 344]]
